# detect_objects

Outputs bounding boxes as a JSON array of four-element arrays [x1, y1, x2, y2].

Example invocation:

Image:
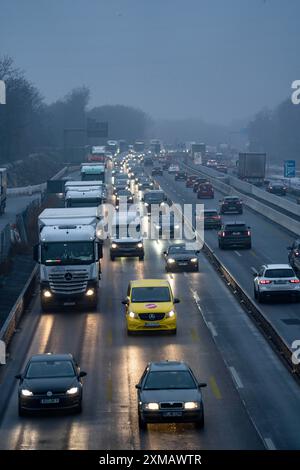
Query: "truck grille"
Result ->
[[49, 270, 88, 294], [160, 402, 183, 409], [139, 313, 165, 320]]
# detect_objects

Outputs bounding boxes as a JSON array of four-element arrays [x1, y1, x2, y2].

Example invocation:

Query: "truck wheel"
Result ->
[[41, 300, 50, 313]]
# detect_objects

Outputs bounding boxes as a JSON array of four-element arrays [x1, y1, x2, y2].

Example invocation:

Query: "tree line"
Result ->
[[247, 98, 300, 164], [0, 56, 150, 163]]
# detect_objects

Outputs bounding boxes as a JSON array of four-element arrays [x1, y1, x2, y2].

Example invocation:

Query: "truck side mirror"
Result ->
[[33, 244, 39, 263]]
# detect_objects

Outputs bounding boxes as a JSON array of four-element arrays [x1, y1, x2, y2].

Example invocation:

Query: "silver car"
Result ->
[[253, 263, 300, 302], [136, 361, 206, 429]]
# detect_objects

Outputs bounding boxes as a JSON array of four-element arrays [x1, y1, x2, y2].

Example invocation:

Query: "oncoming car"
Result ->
[[136, 361, 206, 429], [16, 353, 87, 416], [122, 279, 179, 335]]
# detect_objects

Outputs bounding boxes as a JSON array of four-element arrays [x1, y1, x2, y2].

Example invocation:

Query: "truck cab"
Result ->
[[35, 224, 102, 311], [65, 189, 103, 208]]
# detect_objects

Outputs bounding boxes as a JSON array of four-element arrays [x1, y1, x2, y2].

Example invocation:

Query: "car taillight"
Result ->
[[259, 280, 272, 284], [295, 252, 299, 256], [247, 230, 251, 236], [220, 231, 226, 237], [290, 279, 300, 283]]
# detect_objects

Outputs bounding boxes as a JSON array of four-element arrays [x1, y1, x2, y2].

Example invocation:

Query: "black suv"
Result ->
[[218, 222, 251, 249], [288, 239, 300, 272], [175, 171, 187, 181], [220, 196, 243, 214], [152, 166, 163, 176]]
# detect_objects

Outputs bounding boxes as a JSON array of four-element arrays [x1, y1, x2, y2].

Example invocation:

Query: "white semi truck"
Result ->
[[35, 208, 104, 311]]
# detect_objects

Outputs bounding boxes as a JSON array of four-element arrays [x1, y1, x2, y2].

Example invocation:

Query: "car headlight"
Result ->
[[144, 202, 149, 207], [86, 288, 95, 296], [191, 257, 198, 263], [166, 310, 175, 318], [66, 387, 79, 395], [43, 289, 52, 298], [184, 401, 199, 410], [145, 402, 159, 410], [137, 242, 143, 248], [128, 311, 139, 319], [111, 243, 118, 249], [167, 258, 176, 263], [21, 389, 33, 397]]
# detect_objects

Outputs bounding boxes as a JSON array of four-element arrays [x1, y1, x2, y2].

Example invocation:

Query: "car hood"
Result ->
[[167, 253, 195, 261], [141, 389, 201, 402], [112, 237, 142, 244], [21, 377, 78, 394], [130, 301, 174, 314]]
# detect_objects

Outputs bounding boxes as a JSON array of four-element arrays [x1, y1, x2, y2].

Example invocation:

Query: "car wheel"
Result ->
[[75, 401, 82, 414], [218, 241, 224, 249], [254, 287, 258, 299], [139, 256, 144, 261], [18, 404, 26, 417], [257, 290, 264, 303], [195, 412, 204, 429], [138, 413, 147, 430], [247, 243, 252, 249], [110, 255, 115, 261]]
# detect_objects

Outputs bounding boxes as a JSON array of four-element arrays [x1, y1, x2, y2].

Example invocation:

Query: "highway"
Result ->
[[151, 169, 300, 347], [1, 167, 300, 450]]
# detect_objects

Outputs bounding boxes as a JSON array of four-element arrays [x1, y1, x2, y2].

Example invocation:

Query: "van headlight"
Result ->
[[111, 243, 118, 249], [128, 311, 139, 319], [191, 258, 198, 263], [165, 310, 175, 318], [86, 288, 95, 297], [43, 289, 52, 298], [21, 389, 33, 397], [167, 258, 175, 264], [137, 242, 143, 248]]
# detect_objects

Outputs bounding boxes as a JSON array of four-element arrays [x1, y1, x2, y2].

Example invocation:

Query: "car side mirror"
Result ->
[[122, 299, 129, 305], [33, 244, 39, 263], [163, 251, 167, 255], [173, 298, 180, 304], [79, 371, 87, 378], [15, 374, 22, 380], [135, 384, 141, 389], [198, 383, 207, 388], [196, 250, 200, 254]]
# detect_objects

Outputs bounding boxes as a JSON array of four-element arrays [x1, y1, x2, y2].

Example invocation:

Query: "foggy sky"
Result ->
[[1, 0, 299, 124]]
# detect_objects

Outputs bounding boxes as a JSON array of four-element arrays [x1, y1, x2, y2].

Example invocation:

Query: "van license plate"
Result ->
[[64, 302, 75, 306], [41, 398, 59, 404], [145, 322, 160, 327]]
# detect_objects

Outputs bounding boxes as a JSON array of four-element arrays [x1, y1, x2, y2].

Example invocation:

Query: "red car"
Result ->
[[197, 183, 214, 199], [186, 175, 198, 188]]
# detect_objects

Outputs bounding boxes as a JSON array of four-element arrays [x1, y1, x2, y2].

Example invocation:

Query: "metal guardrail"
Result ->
[[0, 166, 69, 355], [0, 265, 38, 346]]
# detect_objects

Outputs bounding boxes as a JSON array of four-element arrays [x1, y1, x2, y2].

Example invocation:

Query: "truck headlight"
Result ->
[[165, 310, 175, 318], [137, 242, 143, 248], [21, 389, 33, 397], [144, 203, 149, 207], [191, 258, 198, 263], [111, 243, 118, 249], [184, 401, 199, 409], [145, 402, 159, 410], [167, 258, 175, 263], [86, 288, 95, 296], [66, 387, 79, 395], [43, 290, 52, 298]]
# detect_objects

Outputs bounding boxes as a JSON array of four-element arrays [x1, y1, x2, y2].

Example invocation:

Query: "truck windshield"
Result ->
[[144, 193, 165, 204], [41, 242, 95, 265]]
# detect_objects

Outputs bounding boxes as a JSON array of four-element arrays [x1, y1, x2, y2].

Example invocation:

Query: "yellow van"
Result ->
[[122, 279, 179, 335]]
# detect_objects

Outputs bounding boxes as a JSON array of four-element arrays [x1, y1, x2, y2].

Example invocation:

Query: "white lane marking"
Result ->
[[234, 250, 242, 257], [229, 366, 244, 389], [207, 321, 217, 337], [192, 290, 200, 303], [264, 438, 276, 450], [251, 266, 257, 274]]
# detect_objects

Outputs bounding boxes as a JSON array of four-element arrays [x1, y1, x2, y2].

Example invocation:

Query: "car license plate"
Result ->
[[163, 411, 182, 417], [178, 262, 188, 266], [275, 280, 287, 284], [145, 322, 160, 327], [64, 302, 75, 306], [232, 232, 241, 235], [41, 398, 60, 404]]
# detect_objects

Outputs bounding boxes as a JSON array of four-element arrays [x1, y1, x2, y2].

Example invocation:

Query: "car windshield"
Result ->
[[41, 241, 94, 265], [131, 286, 171, 302], [204, 211, 218, 217], [144, 193, 165, 203], [168, 245, 186, 254], [264, 269, 295, 278], [224, 198, 239, 202], [26, 360, 75, 379], [144, 371, 196, 390]]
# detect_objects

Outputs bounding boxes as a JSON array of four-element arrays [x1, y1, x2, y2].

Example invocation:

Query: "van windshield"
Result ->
[[131, 286, 171, 302]]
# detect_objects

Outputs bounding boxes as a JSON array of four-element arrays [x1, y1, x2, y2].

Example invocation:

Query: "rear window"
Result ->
[[264, 269, 295, 278], [224, 198, 239, 202], [225, 224, 247, 230], [205, 211, 218, 216]]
